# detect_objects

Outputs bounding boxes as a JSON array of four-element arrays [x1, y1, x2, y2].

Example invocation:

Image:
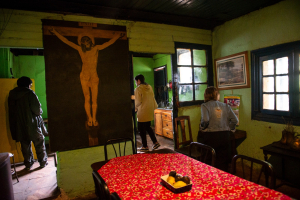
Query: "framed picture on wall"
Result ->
[[214, 51, 250, 90]]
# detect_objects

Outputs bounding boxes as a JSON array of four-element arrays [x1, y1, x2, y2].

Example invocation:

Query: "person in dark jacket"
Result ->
[[8, 76, 48, 170]]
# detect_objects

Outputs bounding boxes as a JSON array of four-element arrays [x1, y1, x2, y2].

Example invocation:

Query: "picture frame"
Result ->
[[214, 51, 250, 90]]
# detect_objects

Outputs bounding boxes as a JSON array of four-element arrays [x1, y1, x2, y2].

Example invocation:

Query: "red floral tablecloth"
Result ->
[[98, 153, 291, 200]]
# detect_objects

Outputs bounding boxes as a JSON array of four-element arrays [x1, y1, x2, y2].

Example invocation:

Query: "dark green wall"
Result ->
[[0, 48, 13, 78], [153, 54, 173, 102], [133, 57, 154, 90], [13, 55, 48, 118]]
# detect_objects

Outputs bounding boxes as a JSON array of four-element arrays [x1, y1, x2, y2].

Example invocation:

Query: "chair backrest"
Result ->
[[174, 116, 193, 150], [92, 170, 111, 200], [104, 137, 136, 161], [110, 192, 121, 200], [230, 155, 276, 189], [188, 142, 216, 166]]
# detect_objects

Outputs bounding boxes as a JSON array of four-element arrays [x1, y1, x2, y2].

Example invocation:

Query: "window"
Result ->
[[251, 41, 300, 125], [172, 42, 213, 107]]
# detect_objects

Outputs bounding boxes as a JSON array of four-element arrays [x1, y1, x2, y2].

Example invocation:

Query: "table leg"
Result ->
[[231, 140, 236, 159], [263, 151, 268, 161]]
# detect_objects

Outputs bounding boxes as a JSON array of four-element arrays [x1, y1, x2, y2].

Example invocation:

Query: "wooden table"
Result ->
[[98, 153, 290, 199], [91, 148, 176, 171], [261, 142, 300, 188]]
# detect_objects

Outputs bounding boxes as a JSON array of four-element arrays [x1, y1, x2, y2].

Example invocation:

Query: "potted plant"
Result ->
[[280, 118, 300, 151]]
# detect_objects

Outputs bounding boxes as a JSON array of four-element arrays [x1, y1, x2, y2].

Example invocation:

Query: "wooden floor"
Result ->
[[136, 131, 175, 153], [12, 154, 60, 200], [11, 134, 300, 200]]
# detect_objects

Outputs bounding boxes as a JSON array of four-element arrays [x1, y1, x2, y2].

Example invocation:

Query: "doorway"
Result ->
[[154, 65, 168, 107], [0, 47, 59, 199], [131, 53, 174, 152]]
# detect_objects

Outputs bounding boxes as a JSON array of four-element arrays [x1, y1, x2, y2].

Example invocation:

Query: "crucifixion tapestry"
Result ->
[[42, 19, 133, 152]]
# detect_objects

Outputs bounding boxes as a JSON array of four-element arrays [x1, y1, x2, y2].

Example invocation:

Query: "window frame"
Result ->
[[172, 42, 213, 107], [251, 41, 300, 125]]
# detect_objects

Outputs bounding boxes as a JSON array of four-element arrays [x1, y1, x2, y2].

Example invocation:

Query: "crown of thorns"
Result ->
[[77, 33, 95, 46]]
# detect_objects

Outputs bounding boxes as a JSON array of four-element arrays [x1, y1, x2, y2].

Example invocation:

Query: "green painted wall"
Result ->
[[0, 50, 47, 118], [57, 144, 134, 197], [175, 0, 300, 158], [133, 57, 154, 90], [211, 0, 300, 184], [13, 55, 48, 118], [132, 57, 154, 126], [178, 105, 201, 142], [212, 0, 300, 159], [0, 48, 13, 78]]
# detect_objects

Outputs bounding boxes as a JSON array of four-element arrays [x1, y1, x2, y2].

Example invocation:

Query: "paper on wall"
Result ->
[[224, 95, 240, 126]]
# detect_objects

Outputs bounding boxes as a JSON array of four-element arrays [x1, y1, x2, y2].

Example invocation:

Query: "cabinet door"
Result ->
[[155, 113, 163, 135]]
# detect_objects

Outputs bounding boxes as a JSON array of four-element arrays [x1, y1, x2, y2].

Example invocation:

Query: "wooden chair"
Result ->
[[174, 116, 199, 157], [8, 153, 19, 183], [110, 192, 121, 200], [188, 142, 216, 166], [104, 137, 136, 161], [91, 160, 110, 172], [230, 155, 276, 189], [92, 170, 111, 200], [147, 148, 176, 154], [92, 170, 122, 200]]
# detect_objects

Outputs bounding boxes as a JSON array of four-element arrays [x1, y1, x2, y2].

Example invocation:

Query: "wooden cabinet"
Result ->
[[154, 109, 173, 139], [154, 109, 163, 136]]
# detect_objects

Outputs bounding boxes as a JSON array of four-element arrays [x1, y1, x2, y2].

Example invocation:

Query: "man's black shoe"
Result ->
[[25, 162, 34, 171], [40, 161, 48, 168]]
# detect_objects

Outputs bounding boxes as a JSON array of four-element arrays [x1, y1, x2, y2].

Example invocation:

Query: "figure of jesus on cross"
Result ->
[[50, 27, 124, 127]]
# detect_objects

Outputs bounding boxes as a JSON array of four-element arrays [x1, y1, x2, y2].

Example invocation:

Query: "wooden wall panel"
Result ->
[[0, 9, 212, 52]]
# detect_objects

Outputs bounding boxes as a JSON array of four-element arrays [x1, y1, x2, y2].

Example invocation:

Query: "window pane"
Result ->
[[263, 77, 274, 92], [178, 67, 192, 83], [263, 94, 274, 110], [195, 84, 207, 100], [193, 49, 206, 66], [276, 57, 288, 74], [276, 94, 289, 111], [276, 76, 289, 92], [194, 67, 207, 83], [263, 60, 274, 75], [177, 48, 191, 65], [179, 85, 193, 102]]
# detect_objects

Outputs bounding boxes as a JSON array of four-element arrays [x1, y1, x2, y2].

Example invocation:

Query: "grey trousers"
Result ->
[[20, 132, 48, 168]]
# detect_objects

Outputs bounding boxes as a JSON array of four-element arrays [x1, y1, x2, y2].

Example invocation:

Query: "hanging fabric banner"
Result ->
[[42, 19, 132, 151]]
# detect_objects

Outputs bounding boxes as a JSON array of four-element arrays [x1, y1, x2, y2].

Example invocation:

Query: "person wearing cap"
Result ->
[[8, 76, 48, 170]]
